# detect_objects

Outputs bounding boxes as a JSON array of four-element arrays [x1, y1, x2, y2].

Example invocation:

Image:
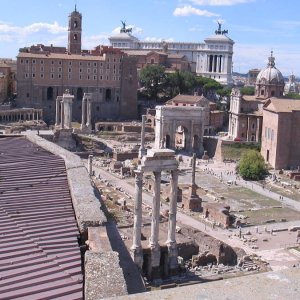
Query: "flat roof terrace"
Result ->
[[0, 137, 83, 300]]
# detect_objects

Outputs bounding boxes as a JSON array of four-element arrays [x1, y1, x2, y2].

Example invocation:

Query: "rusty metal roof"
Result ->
[[0, 137, 83, 300]]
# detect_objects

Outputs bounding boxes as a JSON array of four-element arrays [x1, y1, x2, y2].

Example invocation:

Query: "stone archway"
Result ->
[[175, 125, 188, 150]]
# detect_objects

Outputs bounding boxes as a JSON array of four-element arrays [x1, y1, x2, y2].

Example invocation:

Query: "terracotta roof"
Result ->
[[167, 94, 208, 105], [264, 98, 300, 113], [0, 137, 83, 299], [18, 52, 106, 61]]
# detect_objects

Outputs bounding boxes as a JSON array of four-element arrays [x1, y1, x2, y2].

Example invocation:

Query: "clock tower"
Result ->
[[68, 6, 82, 54]]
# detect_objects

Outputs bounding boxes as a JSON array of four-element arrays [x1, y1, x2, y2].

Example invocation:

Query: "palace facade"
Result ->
[[16, 8, 137, 124], [109, 23, 234, 85]]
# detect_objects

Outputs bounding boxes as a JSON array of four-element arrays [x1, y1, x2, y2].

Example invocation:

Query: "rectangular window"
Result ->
[[94, 62, 97, 67], [40, 66, 44, 72], [58, 74, 61, 79], [79, 68, 82, 73], [40, 73, 44, 78], [87, 75, 90, 80], [93, 75, 97, 80], [58, 67, 62, 72], [87, 68, 91, 74], [20, 59, 24, 64], [32, 73, 35, 78], [26, 60, 29, 64], [32, 59, 36, 64], [68, 68, 72, 73], [40, 60, 44, 64], [59, 61, 62, 65], [87, 62, 91, 67], [25, 73, 29, 78], [51, 74, 54, 79], [79, 75, 82, 80], [100, 76, 103, 80], [51, 60, 54, 64], [68, 74, 71, 79], [69, 61, 72, 66], [93, 68, 97, 74]]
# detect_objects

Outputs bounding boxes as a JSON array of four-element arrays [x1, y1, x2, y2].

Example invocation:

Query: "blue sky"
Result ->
[[1, 0, 300, 76]]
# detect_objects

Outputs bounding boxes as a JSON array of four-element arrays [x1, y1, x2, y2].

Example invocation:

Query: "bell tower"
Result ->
[[68, 6, 82, 54]]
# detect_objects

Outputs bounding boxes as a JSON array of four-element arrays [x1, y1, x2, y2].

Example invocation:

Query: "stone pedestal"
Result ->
[[150, 244, 161, 280], [167, 242, 179, 276]]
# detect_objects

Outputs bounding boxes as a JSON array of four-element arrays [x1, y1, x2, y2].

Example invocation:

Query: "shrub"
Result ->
[[238, 150, 267, 180]]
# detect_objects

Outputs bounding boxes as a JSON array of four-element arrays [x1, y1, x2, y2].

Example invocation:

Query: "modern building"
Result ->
[[109, 23, 234, 85], [16, 8, 138, 124], [228, 52, 285, 142], [261, 99, 300, 169]]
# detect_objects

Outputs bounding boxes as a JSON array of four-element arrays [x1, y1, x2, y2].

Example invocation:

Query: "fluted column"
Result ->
[[131, 170, 144, 269], [60, 101, 64, 129], [86, 98, 92, 129], [167, 169, 179, 275], [81, 97, 87, 130], [139, 115, 147, 159], [55, 97, 61, 126], [149, 171, 161, 278]]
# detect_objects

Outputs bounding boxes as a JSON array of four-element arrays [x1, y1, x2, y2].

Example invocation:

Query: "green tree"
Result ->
[[240, 86, 255, 95], [238, 150, 267, 180], [166, 70, 196, 96], [139, 65, 166, 100]]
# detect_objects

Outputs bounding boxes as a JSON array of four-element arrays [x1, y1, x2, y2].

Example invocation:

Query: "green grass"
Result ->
[[222, 143, 260, 161]]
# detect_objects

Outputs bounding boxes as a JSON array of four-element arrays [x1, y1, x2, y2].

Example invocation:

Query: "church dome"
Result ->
[[256, 53, 284, 85]]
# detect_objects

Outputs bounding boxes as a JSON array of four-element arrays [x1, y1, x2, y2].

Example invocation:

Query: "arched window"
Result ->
[[47, 87, 53, 100], [74, 34, 78, 41], [74, 21, 78, 28]]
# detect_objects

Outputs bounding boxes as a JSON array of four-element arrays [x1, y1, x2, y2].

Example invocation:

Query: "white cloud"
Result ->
[[173, 5, 220, 17], [0, 21, 67, 36], [82, 34, 110, 49], [188, 0, 254, 6]]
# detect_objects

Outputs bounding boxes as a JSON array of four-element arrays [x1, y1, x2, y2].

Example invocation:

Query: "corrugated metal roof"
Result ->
[[0, 137, 83, 300]]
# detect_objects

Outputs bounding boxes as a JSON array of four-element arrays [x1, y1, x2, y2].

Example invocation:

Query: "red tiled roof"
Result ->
[[0, 137, 83, 300]]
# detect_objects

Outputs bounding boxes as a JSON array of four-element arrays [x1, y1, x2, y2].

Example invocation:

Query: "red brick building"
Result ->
[[261, 99, 300, 170]]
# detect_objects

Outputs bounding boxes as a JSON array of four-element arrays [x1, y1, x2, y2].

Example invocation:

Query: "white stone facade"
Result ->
[[154, 105, 209, 155], [109, 25, 234, 85]]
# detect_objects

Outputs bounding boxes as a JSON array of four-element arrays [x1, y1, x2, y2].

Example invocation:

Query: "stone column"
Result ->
[[139, 115, 147, 159], [88, 155, 93, 176], [131, 170, 144, 269], [167, 169, 178, 275], [81, 96, 87, 130], [86, 97, 92, 129], [62, 93, 74, 129], [149, 171, 161, 279], [55, 97, 61, 127], [60, 101, 64, 129]]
